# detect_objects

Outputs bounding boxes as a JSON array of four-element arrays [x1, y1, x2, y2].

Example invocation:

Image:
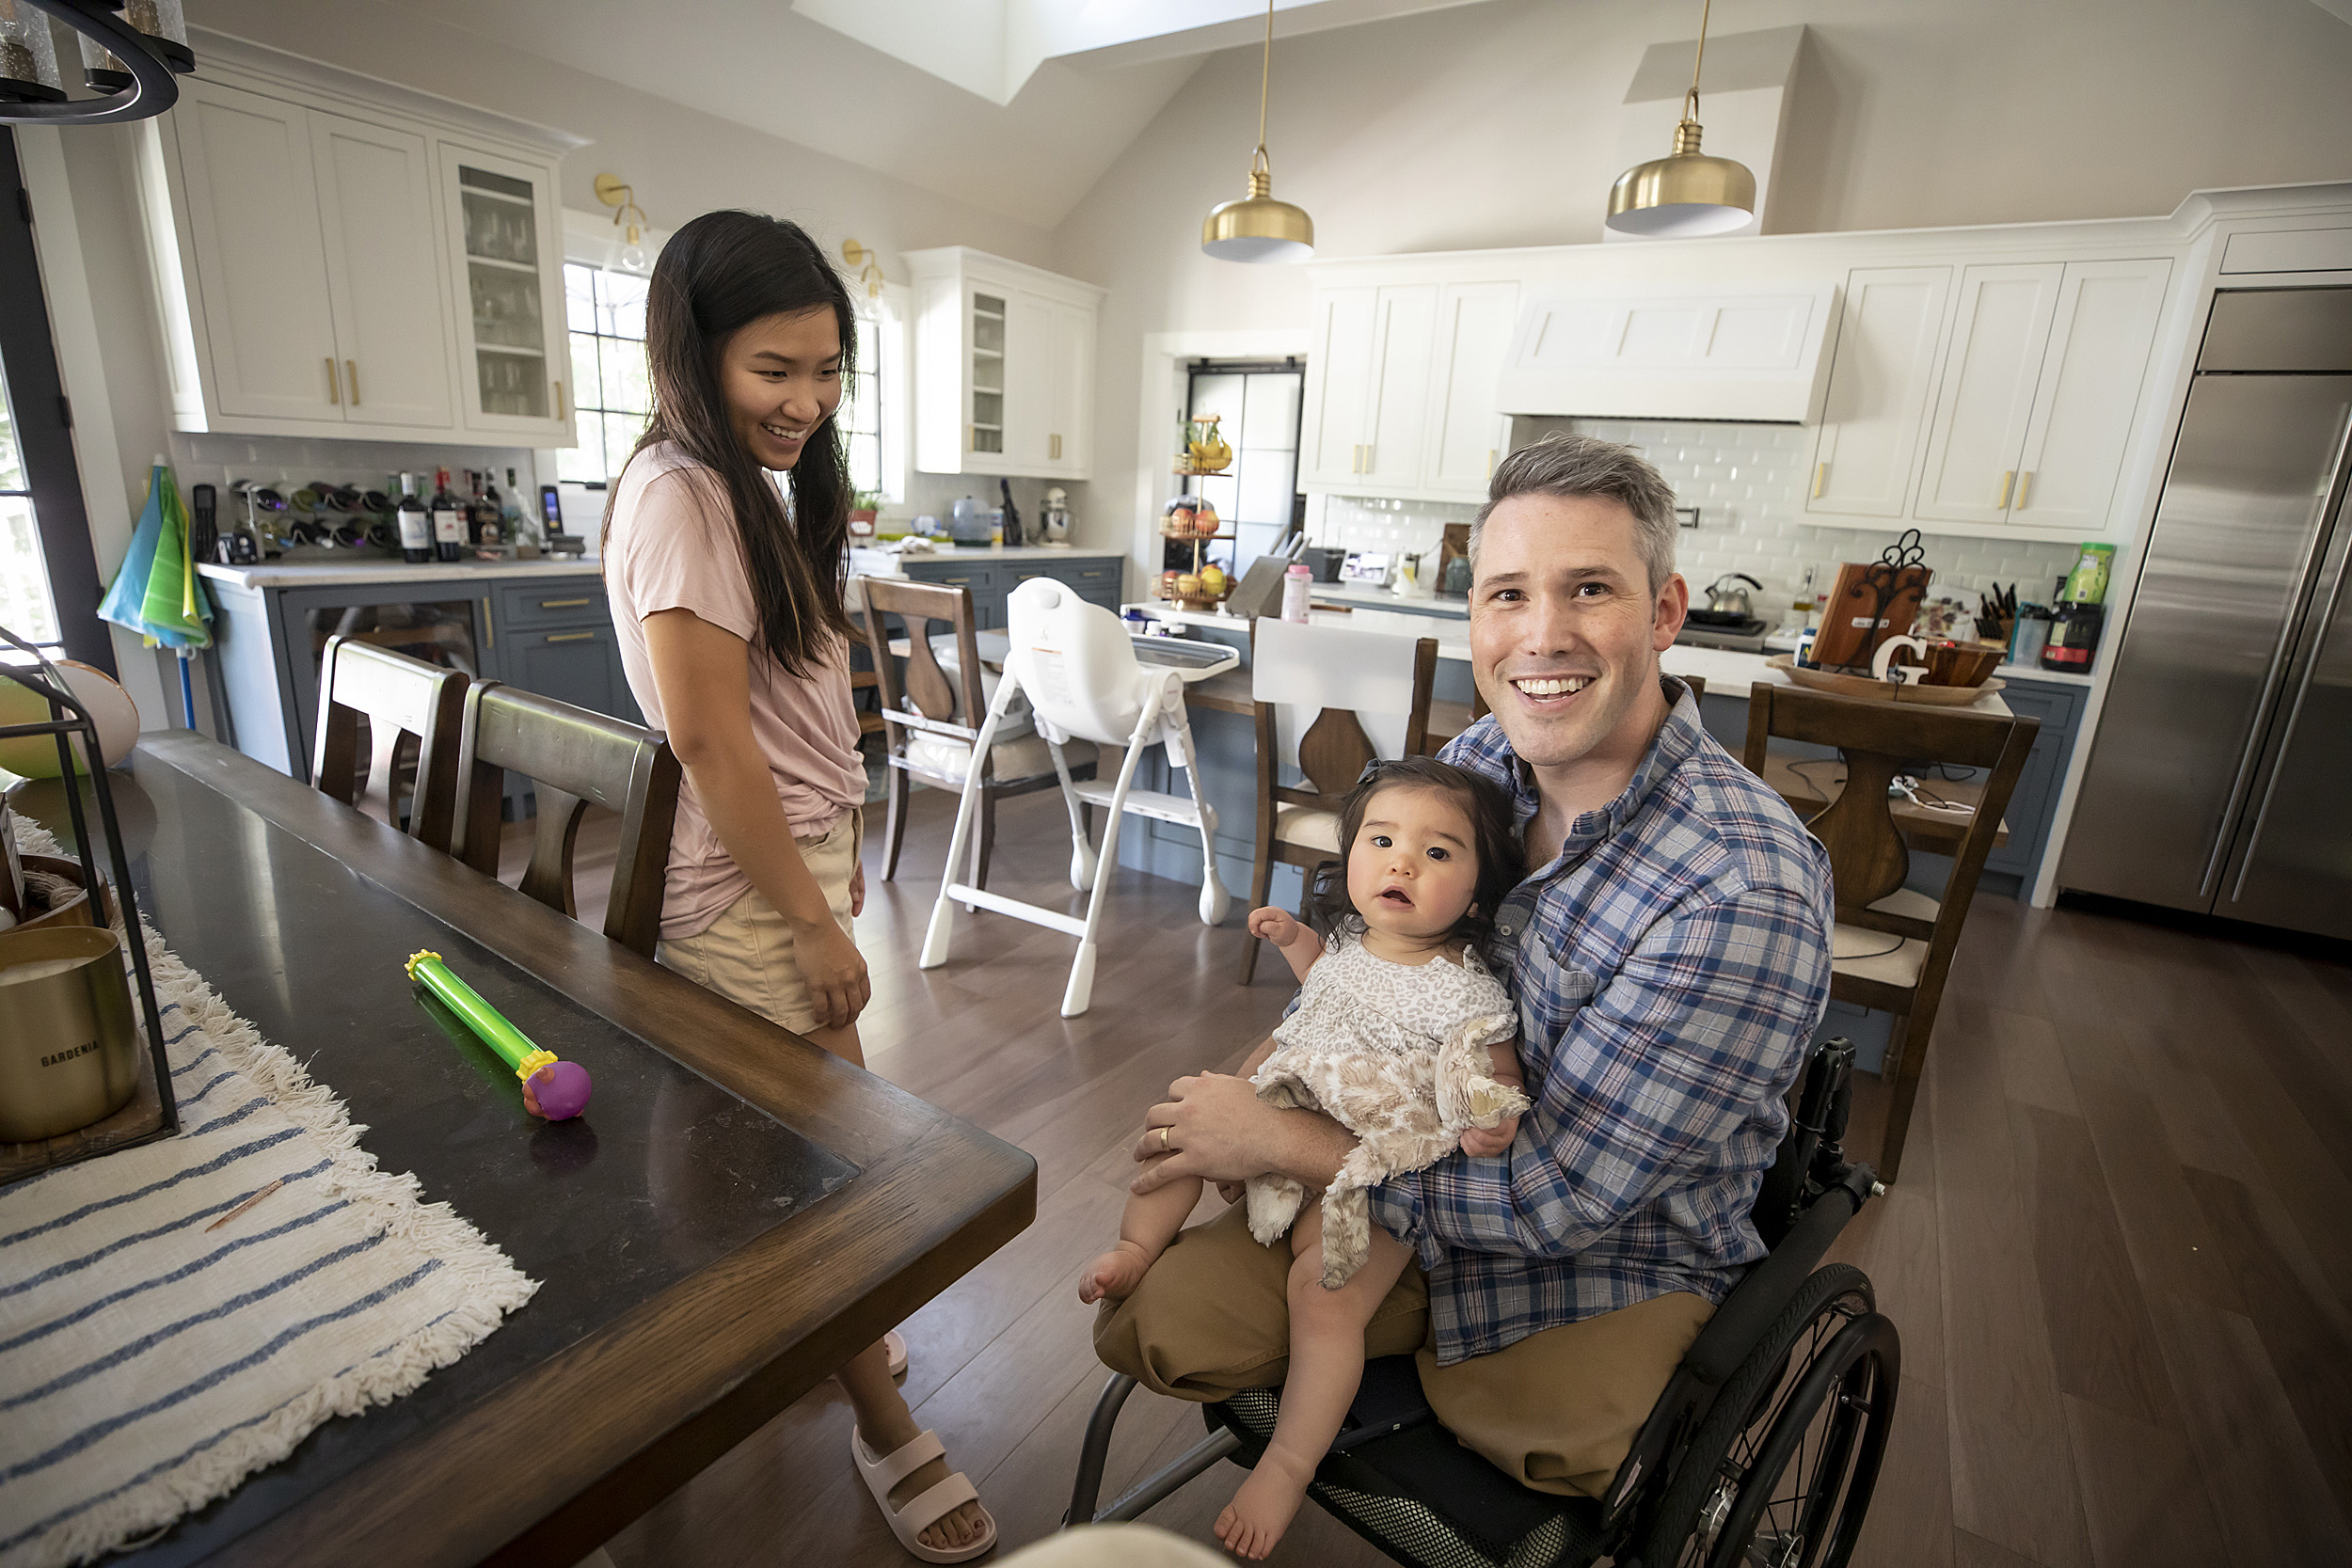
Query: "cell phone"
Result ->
[[540, 484, 564, 535]]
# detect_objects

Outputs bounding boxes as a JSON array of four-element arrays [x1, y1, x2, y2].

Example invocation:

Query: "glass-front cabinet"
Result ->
[[437, 142, 570, 442]]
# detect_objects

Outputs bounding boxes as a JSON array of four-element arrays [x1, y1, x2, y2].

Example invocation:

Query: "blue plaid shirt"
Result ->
[[1370, 680, 1834, 1365]]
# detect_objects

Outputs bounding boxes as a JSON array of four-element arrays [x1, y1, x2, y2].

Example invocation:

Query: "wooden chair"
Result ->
[[1239, 618, 1438, 983], [310, 634, 467, 852], [1743, 685, 2038, 1181], [449, 681, 682, 959], [857, 576, 1094, 891]]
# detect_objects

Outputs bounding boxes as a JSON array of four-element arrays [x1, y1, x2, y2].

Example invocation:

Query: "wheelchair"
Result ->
[[1066, 1037, 1899, 1568]]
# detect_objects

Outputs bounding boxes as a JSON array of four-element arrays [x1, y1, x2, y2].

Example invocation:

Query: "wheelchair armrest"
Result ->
[[1684, 1163, 1876, 1386]]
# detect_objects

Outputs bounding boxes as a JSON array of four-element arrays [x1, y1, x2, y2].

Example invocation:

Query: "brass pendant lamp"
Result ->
[[1201, 0, 1313, 264], [1606, 0, 1756, 238]]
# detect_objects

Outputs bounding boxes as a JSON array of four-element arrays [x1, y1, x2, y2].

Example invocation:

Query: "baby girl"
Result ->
[[1081, 756, 1529, 1559]]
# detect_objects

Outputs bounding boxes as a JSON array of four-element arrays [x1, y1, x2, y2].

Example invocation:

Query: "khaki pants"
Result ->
[[1093, 1202, 1714, 1498], [656, 813, 861, 1035]]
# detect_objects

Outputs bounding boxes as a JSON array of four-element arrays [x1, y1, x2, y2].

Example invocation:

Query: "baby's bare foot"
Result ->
[[1078, 1241, 1154, 1304], [1214, 1449, 1313, 1560]]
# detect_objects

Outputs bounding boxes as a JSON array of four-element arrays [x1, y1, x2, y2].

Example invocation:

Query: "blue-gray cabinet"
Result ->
[[888, 550, 1124, 627], [1978, 673, 2087, 895]]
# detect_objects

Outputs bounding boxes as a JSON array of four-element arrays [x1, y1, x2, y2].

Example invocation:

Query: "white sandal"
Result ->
[[885, 1329, 909, 1379], [850, 1426, 997, 1563]]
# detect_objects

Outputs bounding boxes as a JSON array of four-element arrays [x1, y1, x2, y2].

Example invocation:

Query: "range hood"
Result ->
[[1494, 282, 1837, 424]]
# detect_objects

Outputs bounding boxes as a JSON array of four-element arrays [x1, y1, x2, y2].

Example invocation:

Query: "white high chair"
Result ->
[[919, 580, 1238, 1017]]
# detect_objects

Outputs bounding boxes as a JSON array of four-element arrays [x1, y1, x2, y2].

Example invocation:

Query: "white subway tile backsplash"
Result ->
[[1311, 420, 2083, 621]]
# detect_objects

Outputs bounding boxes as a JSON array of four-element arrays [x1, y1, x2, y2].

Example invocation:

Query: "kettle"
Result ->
[[1705, 573, 1762, 618]]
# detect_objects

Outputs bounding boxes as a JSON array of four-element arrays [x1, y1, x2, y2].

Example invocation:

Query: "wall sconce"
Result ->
[[594, 172, 650, 273], [841, 240, 885, 301]]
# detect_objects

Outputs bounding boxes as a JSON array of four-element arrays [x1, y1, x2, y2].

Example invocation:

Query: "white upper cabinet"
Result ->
[[1298, 286, 1377, 488], [1425, 281, 1519, 499], [906, 247, 1102, 480], [1914, 263, 2064, 525], [437, 144, 566, 438], [1805, 266, 1952, 520], [135, 55, 574, 446], [311, 112, 453, 430], [2004, 260, 2171, 534], [1362, 285, 1436, 492], [170, 82, 343, 423]]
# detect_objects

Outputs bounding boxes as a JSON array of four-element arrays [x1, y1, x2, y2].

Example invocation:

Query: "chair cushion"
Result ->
[[1274, 804, 1343, 855], [905, 732, 1095, 786], [1831, 887, 1938, 990]]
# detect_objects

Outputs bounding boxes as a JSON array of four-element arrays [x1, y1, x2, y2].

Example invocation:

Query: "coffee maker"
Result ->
[[1038, 486, 1073, 546]]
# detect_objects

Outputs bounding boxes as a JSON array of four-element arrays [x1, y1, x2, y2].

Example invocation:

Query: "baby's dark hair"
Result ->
[[1310, 755, 1522, 951]]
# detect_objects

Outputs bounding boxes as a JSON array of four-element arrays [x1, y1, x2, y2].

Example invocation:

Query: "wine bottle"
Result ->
[[471, 470, 502, 548], [430, 467, 465, 562], [395, 471, 432, 562]]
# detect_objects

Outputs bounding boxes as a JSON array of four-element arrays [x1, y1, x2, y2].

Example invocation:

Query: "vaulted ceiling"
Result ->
[[374, 0, 1502, 230]]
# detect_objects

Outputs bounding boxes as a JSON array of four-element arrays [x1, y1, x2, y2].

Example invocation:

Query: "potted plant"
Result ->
[[848, 489, 882, 540]]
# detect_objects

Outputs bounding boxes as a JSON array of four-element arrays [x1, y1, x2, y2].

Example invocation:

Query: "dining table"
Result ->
[[10, 733, 1036, 1567]]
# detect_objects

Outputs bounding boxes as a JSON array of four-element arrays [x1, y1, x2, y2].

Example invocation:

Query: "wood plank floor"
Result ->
[[505, 789, 2352, 1566]]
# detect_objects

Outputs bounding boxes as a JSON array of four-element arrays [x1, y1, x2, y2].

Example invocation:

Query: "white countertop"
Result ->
[[1129, 605, 2013, 716], [197, 557, 602, 589], [848, 543, 1123, 576], [1307, 583, 1470, 617]]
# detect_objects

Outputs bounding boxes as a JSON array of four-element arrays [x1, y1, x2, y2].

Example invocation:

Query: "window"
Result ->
[[840, 313, 882, 499], [561, 261, 651, 484], [0, 393, 54, 652]]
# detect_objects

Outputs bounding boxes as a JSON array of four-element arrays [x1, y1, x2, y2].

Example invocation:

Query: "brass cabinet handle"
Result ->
[[482, 597, 493, 649], [1997, 469, 2015, 509], [1049, 433, 1061, 461], [553, 379, 567, 420], [1812, 461, 1827, 499], [2016, 470, 2034, 509], [345, 360, 359, 405], [941, 576, 972, 585], [326, 356, 340, 404], [1486, 448, 1497, 477], [1363, 442, 1375, 472], [539, 597, 592, 609], [545, 630, 596, 643]]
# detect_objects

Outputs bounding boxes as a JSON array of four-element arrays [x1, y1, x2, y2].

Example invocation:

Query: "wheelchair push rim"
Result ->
[[1690, 1305, 1899, 1568]]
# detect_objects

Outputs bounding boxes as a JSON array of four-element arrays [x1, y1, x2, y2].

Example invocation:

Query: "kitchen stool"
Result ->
[[918, 579, 1238, 1018]]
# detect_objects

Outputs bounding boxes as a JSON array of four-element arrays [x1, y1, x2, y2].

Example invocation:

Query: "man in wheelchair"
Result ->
[[1090, 436, 1866, 1565]]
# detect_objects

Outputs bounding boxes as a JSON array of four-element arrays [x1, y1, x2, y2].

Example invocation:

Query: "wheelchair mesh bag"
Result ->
[[1210, 1387, 1613, 1568]]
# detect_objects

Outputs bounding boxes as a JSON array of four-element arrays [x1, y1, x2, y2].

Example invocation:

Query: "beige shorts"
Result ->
[[656, 812, 861, 1035]]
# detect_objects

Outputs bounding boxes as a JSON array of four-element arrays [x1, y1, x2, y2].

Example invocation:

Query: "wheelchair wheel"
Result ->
[[1638, 1263, 1899, 1568]]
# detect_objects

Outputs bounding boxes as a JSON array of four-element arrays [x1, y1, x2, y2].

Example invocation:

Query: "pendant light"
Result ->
[[1606, 0, 1756, 238], [1201, 0, 1312, 264], [0, 0, 191, 126]]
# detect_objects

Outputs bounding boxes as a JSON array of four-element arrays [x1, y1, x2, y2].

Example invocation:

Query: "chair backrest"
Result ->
[[450, 681, 682, 958], [1250, 617, 1437, 800], [1742, 685, 2037, 993], [1003, 578, 1161, 748], [856, 577, 990, 739], [310, 634, 467, 851]]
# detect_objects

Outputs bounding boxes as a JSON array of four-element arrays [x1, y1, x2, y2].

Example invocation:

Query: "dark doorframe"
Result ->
[[0, 127, 114, 673]]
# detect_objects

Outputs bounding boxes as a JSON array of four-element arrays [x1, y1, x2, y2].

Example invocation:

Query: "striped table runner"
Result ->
[[0, 821, 537, 1568]]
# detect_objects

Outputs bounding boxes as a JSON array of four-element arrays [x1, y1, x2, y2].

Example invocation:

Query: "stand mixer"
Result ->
[[1039, 486, 1073, 546]]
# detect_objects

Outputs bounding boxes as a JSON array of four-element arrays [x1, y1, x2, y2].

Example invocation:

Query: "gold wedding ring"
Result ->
[[1158, 1126, 1171, 1152]]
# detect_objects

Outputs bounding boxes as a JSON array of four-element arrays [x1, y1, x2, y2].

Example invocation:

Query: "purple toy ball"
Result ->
[[522, 1060, 594, 1121]]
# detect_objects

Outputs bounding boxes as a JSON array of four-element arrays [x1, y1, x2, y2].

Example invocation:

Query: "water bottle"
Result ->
[[1281, 562, 1312, 624]]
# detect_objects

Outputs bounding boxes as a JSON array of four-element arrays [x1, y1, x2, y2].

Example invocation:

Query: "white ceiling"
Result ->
[[374, 0, 1500, 230]]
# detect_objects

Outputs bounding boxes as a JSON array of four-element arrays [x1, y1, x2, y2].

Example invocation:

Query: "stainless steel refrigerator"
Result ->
[[2059, 287, 2352, 941]]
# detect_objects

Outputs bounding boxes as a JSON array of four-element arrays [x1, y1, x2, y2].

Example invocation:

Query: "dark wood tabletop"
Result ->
[[13, 735, 1036, 1568]]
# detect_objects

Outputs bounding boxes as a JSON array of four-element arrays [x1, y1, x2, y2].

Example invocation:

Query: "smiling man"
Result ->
[[1098, 433, 1835, 1507]]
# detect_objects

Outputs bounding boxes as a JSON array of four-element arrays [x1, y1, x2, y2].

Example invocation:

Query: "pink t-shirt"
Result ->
[[603, 442, 865, 940]]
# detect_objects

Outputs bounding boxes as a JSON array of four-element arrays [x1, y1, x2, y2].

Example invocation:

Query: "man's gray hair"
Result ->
[[1470, 434, 1679, 594]]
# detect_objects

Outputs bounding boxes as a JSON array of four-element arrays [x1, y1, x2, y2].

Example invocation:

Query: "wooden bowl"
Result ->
[[1921, 640, 2007, 689], [1770, 656, 2005, 707]]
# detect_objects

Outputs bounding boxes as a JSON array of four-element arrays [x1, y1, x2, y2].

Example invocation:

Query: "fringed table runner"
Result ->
[[0, 820, 537, 1568]]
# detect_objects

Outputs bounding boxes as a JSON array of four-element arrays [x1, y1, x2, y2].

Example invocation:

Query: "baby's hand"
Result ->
[[1248, 906, 1303, 945], [1460, 1115, 1519, 1158]]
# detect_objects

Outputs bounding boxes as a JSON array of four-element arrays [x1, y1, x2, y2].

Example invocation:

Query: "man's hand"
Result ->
[[1131, 1071, 1354, 1196]]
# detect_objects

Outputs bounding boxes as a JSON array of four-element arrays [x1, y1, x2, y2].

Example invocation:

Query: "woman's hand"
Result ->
[[850, 860, 866, 918], [792, 918, 870, 1030]]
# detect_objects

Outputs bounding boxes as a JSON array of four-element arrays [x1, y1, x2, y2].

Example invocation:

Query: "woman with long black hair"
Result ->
[[603, 210, 994, 1561]]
